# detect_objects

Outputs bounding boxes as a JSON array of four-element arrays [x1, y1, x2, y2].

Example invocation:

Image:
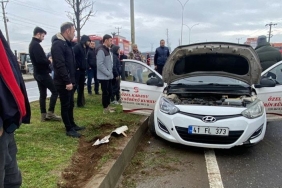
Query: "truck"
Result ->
[[18, 52, 33, 74], [73, 34, 131, 55]]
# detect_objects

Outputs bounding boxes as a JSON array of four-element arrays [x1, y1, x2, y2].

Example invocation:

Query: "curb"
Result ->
[[84, 117, 149, 188], [24, 78, 35, 82]]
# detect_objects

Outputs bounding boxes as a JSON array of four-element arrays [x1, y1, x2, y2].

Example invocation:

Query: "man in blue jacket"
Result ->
[[154, 39, 170, 75], [0, 29, 31, 188]]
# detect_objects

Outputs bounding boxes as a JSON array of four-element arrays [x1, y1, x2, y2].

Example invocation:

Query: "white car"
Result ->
[[120, 42, 279, 149]]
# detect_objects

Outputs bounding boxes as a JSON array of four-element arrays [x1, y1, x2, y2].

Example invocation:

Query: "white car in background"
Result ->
[[120, 42, 280, 149]]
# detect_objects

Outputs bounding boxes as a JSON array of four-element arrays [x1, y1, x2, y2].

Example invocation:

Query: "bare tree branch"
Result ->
[[65, 0, 96, 42]]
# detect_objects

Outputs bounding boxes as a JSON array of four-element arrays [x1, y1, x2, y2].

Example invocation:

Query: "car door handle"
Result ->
[[121, 89, 130, 92]]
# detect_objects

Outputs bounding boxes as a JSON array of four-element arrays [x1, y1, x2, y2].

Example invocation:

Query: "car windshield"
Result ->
[[171, 76, 249, 86]]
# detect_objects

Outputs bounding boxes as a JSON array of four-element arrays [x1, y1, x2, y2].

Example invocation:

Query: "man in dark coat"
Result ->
[[51, 22, 85, 138], [0, 29, 31, 187], [255, 35, 282, 71], [73, 35, 91, 107], [29, 27, 61, 122], [111, 45, 121, 104], [154, 39, 170, 75], [87, 41, 100, 95]]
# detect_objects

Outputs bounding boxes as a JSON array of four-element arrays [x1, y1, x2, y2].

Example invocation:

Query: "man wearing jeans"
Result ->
[[29, 27, 61, 122], [51, 22, 85, 138], [96, 34, 115, 114], [0, 29, 31, 188]]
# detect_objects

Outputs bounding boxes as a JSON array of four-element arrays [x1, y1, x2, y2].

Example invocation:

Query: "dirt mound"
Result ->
[[57, 124, 128, 188]]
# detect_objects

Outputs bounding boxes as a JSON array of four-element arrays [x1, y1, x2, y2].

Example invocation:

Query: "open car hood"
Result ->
[[162, 42, 262, 85]]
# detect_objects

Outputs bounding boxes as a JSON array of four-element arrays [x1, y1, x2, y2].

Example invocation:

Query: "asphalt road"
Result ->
[[25, 80, 51, 102], [119, 121, 282, 188]]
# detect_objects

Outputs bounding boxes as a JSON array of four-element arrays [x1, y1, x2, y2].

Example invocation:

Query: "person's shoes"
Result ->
[[66, 129, 81, 138], [111, 100, 119, 105], [77, 104, 84, 108], [73, 125, 86, 131], [95, 92, 100, 95], [41, 113, 47, 122], [103, 108, 115, 114], [46, 111, 61, 121], [88, 92, 92, 95]]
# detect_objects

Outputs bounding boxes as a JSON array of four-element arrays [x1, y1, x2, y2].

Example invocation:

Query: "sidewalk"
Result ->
[[22, 74, 34, 82]]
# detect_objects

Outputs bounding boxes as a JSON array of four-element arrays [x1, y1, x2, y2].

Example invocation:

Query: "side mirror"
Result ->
[[254, 77, 276, 88], [266, 72, 277, 80], [147, 77, 164, 87]]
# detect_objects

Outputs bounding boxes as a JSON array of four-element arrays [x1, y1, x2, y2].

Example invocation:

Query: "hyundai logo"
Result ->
[[202, 116, 216, 123]]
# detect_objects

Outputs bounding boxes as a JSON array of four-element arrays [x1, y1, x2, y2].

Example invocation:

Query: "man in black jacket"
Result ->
[[87, 41, 100, 95], [29, 27, 61, 122], [154, 39, 170, 75], [111, 45, 121, 104], [0, 29, 31, 188], [74, 35, 91, 107], [51, 22, 85, 138]]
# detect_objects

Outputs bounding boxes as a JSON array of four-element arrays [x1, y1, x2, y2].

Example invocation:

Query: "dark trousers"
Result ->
[[0, 132, 22, 188], [34, 73, 58, 113], [156, 65, 164, 76], [76, 70, 86, 106], [100, 80, 112, 108], [56, 85, 75, 131], [87, 68, 99, 94], [111, 78, 120, 102]]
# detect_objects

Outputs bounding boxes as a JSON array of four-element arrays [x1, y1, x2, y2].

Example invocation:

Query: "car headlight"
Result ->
[[242, 100, 264, 119], [159, 97, 179, 115]]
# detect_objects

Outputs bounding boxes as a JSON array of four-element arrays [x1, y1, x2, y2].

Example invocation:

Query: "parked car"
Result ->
[[120, 42, 279, 149]]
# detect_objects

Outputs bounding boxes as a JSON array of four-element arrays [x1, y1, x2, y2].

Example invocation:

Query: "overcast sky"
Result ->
[[1, 0, 282, 53]]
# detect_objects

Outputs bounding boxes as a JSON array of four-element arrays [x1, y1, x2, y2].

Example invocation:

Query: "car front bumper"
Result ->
[[154, 105, 267, 149]]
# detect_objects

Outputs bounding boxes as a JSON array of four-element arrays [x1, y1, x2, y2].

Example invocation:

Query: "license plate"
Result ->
[[188, 126, 229, 136]]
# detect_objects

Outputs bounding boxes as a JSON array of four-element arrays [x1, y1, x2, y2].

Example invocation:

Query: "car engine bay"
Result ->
[[164, 93, 256, 107]]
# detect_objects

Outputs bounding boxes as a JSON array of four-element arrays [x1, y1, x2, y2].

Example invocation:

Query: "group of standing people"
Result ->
[[29, 23, 125, 138]]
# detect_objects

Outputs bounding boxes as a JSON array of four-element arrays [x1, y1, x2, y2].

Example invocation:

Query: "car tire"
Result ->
[[148, 111, 157, 136]]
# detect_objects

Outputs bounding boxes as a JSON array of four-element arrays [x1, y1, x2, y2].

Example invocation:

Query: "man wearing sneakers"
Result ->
[[96, 34, 115, 114], [29, 27, 61, 122]]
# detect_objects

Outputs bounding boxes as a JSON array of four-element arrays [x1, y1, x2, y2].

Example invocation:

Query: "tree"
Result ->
[[65, 0, 95, 42]]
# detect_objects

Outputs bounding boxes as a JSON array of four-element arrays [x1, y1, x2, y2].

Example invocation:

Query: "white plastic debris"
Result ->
[[92, 125, 128, 146]]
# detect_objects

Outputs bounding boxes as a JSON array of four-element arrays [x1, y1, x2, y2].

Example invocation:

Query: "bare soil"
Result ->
[[57, 123, 138, 188], [117, 131, 209, 188]]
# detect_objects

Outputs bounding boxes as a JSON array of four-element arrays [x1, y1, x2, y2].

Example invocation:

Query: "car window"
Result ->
[[124, 61, 154, 84], [263, 64, 282, 84]]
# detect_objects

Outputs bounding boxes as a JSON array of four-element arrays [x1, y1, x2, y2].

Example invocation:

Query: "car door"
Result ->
[[120, 60, 164, 116], [256, 62, 282, 121]]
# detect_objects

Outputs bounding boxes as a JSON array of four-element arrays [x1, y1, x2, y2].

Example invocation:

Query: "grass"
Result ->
[[16, 91, 141, 188]]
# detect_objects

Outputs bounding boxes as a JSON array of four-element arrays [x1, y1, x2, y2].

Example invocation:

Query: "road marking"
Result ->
[[26, 87, 38, 90], [205, 149, 224, 188]]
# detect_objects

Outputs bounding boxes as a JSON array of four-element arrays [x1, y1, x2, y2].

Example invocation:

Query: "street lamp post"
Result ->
[[176, 0, 189, 45], [183, 23, 199, 44]]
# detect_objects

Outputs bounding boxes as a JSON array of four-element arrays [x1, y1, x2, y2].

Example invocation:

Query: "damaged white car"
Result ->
[[120, 42, 277, 149]]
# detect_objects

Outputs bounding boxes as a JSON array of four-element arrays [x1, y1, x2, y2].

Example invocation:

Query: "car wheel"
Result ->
[[148, 111, 157, 136]]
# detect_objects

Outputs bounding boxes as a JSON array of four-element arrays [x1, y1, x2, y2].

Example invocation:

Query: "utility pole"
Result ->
[[115, 27, 122, 36], [111, 32, 116, 38], [150, 43, 154, 52], [265, 22, 277, 43], [1, 0, 9, 46], [130, 0, 135, 44], [236, 37, 242, 44], [166, 28, 169, 47], [176, 0, 189, 45]]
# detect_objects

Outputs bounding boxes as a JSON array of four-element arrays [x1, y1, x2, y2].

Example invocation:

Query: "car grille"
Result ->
[[175, 126, 244, 144]]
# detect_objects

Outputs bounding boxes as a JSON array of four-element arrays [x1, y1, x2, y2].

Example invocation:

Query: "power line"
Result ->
[[9, 0, 65, 17], [265, 22, 277, 43], [9, 13, 57, 29]]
